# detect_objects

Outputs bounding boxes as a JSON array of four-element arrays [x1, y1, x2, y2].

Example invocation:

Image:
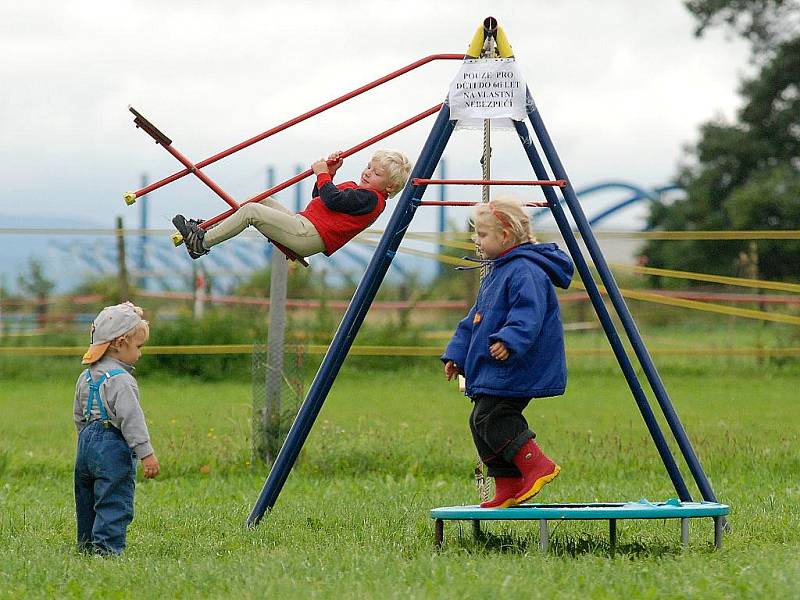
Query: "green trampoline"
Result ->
[[431, 499, 731, 550]]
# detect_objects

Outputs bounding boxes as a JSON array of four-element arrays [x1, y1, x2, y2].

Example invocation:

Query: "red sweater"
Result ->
[[299, 173, 387, 256]]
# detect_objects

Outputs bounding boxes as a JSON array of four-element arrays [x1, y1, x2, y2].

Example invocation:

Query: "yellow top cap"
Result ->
[[465, 17, 514, 59]]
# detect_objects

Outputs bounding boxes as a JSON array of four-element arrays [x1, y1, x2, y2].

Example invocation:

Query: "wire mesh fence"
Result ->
[[251, 342, 307, 465]]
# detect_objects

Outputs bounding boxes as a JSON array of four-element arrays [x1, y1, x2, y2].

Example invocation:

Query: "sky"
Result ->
[[0, 0, 752, 236]]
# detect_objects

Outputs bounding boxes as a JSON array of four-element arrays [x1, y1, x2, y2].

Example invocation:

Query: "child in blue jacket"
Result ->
[[443, 198, 574, 508]]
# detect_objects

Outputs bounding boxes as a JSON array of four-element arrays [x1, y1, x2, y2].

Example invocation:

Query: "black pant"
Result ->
[[470, 394, 535, 478]]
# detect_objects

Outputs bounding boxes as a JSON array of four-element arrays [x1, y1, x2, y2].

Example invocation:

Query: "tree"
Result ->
[[685, 0, 800, 57], [17, 258, 56, 325], [726, 164, 800, 279], [642, 5, 800, 281]]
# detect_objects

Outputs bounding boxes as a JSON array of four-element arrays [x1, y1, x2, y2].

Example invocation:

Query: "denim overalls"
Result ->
[[74, 368, 137, 555]]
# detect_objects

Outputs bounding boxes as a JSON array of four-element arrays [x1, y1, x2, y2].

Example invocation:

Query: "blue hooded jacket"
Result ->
[[442, 242, 574, 399]]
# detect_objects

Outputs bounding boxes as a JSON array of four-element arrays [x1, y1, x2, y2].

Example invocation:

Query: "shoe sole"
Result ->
[[480, 496, 518, 509], [172, 215, 188, 235], [512, 464, 561, 505]]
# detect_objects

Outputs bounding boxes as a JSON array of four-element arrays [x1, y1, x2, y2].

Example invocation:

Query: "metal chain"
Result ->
[[481, 109, 491, 204], [474, 457, 490, 503], [479, 35, 495, 280]]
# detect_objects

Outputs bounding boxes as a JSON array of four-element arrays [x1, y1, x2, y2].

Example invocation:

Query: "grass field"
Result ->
[[1, 338, 799, 598]]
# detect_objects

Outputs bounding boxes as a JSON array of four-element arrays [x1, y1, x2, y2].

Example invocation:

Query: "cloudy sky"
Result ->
[[0, 0, 751, 233]]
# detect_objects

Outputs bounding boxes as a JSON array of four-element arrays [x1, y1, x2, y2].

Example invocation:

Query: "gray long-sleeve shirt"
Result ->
[[73, 356, 154, 459]]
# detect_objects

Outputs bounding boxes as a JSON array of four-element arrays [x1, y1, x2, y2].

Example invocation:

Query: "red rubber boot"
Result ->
[[512, 439, 560, 504], [480, 476, 522, 508]]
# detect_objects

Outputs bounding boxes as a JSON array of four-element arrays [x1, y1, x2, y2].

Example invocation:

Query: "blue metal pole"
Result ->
[[437, 158, 447, 277], [513, 120, 691, 501], [262, 167, 277, 260], [246, 105, 456, 526], [531, 181, 656, 222], [138, 174, 149, 291], [525, 102, 718, 503], [587, 185, 681, 226], [294, 165, 303, 213]]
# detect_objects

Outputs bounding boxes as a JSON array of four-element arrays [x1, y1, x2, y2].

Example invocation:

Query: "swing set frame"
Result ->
[[125, 16, 729, 550]]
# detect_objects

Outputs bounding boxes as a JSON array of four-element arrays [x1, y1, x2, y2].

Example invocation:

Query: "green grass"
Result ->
[[1, 350, 799, 598]]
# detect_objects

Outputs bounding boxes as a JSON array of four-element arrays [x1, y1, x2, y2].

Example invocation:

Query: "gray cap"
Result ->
[[82, 302, 143, 364]]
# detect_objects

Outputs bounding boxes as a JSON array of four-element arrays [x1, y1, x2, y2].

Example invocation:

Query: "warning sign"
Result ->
[[447, 58, 528, 121]]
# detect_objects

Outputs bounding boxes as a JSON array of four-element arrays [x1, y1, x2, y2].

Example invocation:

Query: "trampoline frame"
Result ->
[[431, 500, 731, 551]]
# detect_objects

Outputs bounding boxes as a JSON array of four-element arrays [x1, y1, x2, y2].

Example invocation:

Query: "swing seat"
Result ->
[[271, 240, 310, 267]]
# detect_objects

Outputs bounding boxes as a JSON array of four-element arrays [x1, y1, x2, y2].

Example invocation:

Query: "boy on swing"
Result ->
[[172, 149, 412, 260]]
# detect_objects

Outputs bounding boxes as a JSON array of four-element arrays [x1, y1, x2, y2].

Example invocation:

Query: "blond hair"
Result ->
[[372, 149, 413, 198], [117, 305, 150, 346], [472, 197, 537, 245]]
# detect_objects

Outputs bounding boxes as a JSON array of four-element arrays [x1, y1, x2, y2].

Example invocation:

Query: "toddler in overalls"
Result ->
[[73, 302, 160, 555]]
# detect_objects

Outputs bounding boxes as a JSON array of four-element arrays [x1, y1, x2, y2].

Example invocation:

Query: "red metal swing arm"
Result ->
[[412, 178, 568, 188], [199, 104, 443, 230], [129, 53, 464, 201], [417, 201, 549, 207], [158, 144, 241, 210], [128, 107, 240, 210]]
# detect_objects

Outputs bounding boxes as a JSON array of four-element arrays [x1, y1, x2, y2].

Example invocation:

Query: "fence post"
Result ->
[[263, 166, 288, 463], [115, 216, 129, 302]]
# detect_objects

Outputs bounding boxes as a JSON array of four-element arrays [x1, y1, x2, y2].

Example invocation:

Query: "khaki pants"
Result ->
[[203, 197, 326, 257]]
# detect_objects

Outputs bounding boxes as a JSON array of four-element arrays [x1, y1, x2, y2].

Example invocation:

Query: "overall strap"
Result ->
[[84, 368, 127, 422]]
